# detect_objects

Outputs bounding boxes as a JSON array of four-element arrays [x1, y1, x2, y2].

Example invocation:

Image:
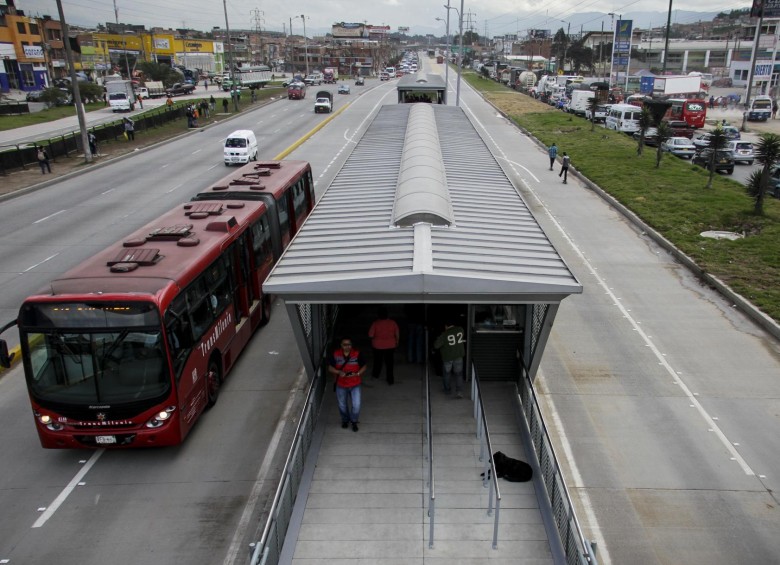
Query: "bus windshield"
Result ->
[[20, 302, 169, 404]]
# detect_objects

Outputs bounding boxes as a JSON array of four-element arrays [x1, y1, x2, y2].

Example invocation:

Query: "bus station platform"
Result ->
[[277, 360, 559, 564]]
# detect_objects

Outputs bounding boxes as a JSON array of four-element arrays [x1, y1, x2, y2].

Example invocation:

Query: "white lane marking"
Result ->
[[222, 369, 308, 565], [32, 449, 105, 528], [192, 149, 202, 155], [23, 253, 59, 273], [101, 188, 115, 195], [161, 164, 169, 169], [33, 210, 66, 224], [166, 183, 183, 193], [207, 164, 219, 170], [537, 372, 612, 565]]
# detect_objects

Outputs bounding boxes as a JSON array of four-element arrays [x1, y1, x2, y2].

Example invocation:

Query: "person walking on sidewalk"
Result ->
[[559, 152, 570, 184], [368, 306, 400, 385], [548, 142, 558, 170], [328, 337, 367, 432], [433, 321, 466, 397]]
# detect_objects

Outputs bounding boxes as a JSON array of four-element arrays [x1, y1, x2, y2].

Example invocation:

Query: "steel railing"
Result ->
[[425, 355, 436, 548], [248, 365, 325, 565], [469, 366, 502, 549], [518, 367, 599, 565]]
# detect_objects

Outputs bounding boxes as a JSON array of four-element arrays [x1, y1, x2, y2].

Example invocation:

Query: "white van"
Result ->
[[224, 130, 258, 166], [605, 103, 643, 134]]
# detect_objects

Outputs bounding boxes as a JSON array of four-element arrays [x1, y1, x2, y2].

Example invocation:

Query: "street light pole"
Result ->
[[222, 0, 238, 111], [436, 13, 450, 89], [300, 15, 309, 77], [561, 21, 570, 73], [455, 0, 463, 106]]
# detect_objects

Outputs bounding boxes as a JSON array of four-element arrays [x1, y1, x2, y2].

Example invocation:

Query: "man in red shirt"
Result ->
[[368, 307, 400, 385], [328, 337, 366, 432]]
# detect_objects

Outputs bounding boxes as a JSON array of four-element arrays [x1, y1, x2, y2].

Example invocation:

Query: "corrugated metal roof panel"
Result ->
[[264, 104, 581, 303]]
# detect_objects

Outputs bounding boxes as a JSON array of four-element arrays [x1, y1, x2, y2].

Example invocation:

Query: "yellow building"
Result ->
[[0, 1, 47, 92]]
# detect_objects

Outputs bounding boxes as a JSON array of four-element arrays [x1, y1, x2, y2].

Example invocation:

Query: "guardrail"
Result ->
[[425, 357, 436, 549], [248, 365, 326, 565], [469, 366, 501, 549], [518, 367, 599, 565]]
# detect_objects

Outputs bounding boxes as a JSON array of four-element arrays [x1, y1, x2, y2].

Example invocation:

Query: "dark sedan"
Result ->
[[692, 148, 735, 175]]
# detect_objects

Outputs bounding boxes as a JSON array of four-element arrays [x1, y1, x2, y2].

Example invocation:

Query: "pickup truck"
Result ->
[[166, 82, 196, 96], [314, 91, 333, 113]]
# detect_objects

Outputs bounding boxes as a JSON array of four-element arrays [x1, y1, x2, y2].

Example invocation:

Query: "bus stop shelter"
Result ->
[[264, 103, 582, 383]]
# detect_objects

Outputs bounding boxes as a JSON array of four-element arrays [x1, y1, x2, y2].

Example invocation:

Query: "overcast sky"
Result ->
[[17, 0, 751, 38]]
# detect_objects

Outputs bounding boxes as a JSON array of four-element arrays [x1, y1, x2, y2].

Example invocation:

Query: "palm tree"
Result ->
[[636, 106, 652, 156], [748, 133, 780, 215], [587, 95, 599, 132], [703, 126, 728, 189], [655, 121, 672, 168]]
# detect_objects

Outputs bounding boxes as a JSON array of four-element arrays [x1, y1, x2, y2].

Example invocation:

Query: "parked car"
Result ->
[[692, 148, 735, 174], [632, 127, 659, 146], [338, 84, 351, 94], [692, 132, 713, 149], [726, 141, 755, 165], [661, 136, 697, 159], [663, 120, 695, 139], [769, 165, 780, 198], [355, 76, 365, 86], [25, 90, 44, 102]]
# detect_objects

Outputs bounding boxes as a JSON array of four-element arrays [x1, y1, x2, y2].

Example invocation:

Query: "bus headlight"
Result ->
[[37, 414, 64, 431], [145, 406, 176, 428]]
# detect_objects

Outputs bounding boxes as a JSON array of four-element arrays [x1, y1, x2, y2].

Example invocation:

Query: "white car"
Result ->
[[692, 132, 713, 149], [726, 140, 755, 165], [661, 136, 697, 159]]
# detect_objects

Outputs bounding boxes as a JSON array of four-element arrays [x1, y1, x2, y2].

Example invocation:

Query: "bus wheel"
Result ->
[[260, 295, 272, 326], [206, 358, 222, 408]]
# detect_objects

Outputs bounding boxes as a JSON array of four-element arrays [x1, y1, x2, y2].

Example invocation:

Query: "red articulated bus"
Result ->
[[3, 160, 314, 448]]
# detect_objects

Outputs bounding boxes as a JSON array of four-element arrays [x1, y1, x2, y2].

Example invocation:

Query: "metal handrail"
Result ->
[[469, 365, 501, 549], [519, 367, 599, 565], [425, 351, 435, 549], [248, 364, 324, 565]]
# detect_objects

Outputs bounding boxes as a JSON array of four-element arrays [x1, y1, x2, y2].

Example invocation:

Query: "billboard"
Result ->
[[752, 0, 780, 18], [614, 20, 632, 55], [332, 23, 367, 38]]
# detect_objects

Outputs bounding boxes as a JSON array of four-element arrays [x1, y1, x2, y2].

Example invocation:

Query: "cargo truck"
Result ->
[[106, 79, 135, 112], [323, 68, 338, 83], [314, 91, 333, 113], [143, 80, 166, 98]]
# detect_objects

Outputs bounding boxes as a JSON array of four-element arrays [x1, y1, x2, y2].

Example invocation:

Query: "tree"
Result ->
[[76, 82, 104, 104], [587, 95, 599, 132], [463, 30, 479, 45], [39, 87, 70, 108], [636, 106, 652, 156], [704, 126, 728, 189], [567, 42, 595, 74], [655, 121, 672, 168], [135, 62, 183, 87], [746, 133, 780, 214]]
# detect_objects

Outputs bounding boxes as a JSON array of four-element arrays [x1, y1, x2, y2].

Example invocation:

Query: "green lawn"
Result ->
[[462, 71, 780, 325], [0, 102, 107, 131]]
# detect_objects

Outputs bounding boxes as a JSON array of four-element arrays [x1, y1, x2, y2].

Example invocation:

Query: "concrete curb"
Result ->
[[482, 95, 780, 342]]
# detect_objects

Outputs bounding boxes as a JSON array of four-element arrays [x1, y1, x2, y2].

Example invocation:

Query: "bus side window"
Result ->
[[277, 193, 290, 240], [293, 179, 307, 220], [204, 255, 233, 315], [164, 295, 192, 380], [251, 215, 273, 269], [186, 278, 214, 339]]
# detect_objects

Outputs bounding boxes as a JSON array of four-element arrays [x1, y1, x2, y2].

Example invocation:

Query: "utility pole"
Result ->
[[742, 7, 766, 132], [661, 0, 673, 75], [55, 0, 92, 163], [251, 8, 264, 65], [222, 0, 238, 111]]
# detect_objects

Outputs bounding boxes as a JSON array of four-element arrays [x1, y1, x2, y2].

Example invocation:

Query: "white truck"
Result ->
[[221, 66, 272, 90], [648, 75, 702, 96], [314, 90, 333, 113], [568, 89, 595, 116], [106, 79, 135, 112]]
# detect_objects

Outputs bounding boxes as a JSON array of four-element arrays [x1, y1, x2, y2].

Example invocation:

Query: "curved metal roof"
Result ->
[[263, 104, 582, 304]]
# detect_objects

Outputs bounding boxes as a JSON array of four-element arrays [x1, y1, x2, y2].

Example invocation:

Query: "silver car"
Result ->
[[661, 136, 697, 159], [727, 140, 755, 165]]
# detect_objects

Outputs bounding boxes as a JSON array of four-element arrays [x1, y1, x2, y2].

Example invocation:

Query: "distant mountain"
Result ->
[[411, 10, 736, 38]]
